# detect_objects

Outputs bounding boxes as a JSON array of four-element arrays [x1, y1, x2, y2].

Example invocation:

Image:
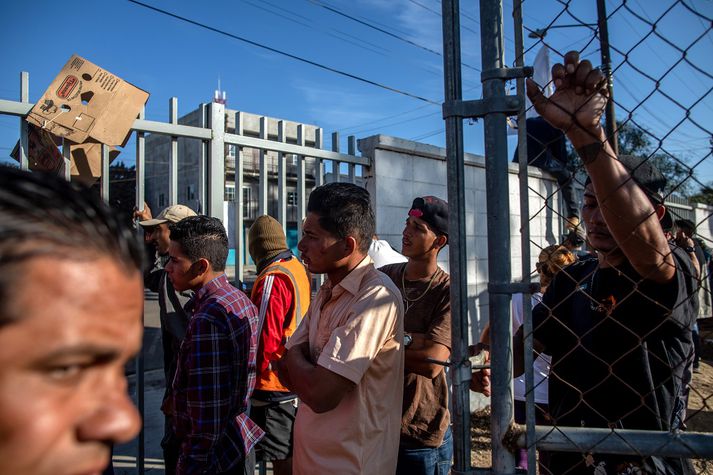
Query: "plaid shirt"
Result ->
[[168, 274, 264, 474]]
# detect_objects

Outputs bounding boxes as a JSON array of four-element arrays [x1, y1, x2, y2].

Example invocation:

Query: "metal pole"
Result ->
[[19, 72, 29, 171], [208, 102, 226, 219], [100, 144, 110, 202], [278, 120, 287, 234], [134, 106, 146, 475], [169, 97, 178, 206], [596, 0, 618, 155], [479, 0, 515, 473], [258, 117, 269, 217], [512, 1, 536, 472], [235, 111, 245, 283], [441, 0, 471, 473]]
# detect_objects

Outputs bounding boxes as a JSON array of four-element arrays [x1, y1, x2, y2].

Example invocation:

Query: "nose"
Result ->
[[297, 237, 306, 254], [77, 377, 142, 444]]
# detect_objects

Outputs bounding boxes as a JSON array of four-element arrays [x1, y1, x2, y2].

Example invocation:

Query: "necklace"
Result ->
[[401, 266, 438, 313]]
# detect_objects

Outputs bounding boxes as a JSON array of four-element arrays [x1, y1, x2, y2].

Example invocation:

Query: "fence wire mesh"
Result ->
[[496, 0, 713, 473]]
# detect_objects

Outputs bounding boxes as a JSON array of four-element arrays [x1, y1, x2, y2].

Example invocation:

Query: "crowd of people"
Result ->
[[0, 51, 707, 475]]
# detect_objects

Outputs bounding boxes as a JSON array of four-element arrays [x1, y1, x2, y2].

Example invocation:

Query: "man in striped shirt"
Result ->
[[163, 216, 263, 474]]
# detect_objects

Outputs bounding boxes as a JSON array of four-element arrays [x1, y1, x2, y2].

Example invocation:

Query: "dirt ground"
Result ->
[[470, 320, 713, 473]]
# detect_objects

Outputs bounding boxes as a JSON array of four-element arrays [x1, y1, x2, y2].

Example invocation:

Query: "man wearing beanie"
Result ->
[[380, 196, 452, 475], [133, 202, 197, 473], [248, 215, 311, 475]]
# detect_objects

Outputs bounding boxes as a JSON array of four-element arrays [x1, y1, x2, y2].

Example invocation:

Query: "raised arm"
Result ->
[[527, 51, 674, 283]]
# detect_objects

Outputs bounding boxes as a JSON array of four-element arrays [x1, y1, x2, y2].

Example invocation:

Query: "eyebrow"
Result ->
[[34, 345, 122, 364]]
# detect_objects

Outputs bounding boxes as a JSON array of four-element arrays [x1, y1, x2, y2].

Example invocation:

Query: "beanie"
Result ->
[[249, 215, 288, 267]]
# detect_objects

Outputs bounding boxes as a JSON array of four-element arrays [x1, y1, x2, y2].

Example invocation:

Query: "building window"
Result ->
[[243, 186, 254, 220], [158, 193, 165, 207], [287, 191, 298, 206], [187, 184, 196, 201], [225, 185, 236, 202], [227, 144, 237, 158]]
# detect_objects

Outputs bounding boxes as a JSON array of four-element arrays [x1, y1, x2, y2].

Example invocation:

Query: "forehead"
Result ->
[[303, 212, 329, 235], [406, 215, 432, 231], [0, 257, 143, 359], [168, 240, 188, 257]]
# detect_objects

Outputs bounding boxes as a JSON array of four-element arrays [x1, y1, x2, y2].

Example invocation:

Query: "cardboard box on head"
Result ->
[[26, 54, 149, 147]]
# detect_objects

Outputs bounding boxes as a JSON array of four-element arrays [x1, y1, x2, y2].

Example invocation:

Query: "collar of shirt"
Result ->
[[186, 274, 231, 311], [323, 255, 374, 303]]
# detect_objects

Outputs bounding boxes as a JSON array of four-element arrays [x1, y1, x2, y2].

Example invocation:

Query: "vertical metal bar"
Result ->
[[100, 144, 110, 202], [259, 117, 269, 217], [479, 0, 515, 472], [134, 106, 146, 475], [297, 125, 307, 240], [315, 128, 324, 188], [61, 138, 71, 181], [512, 0, 536, 472], [19, 72, 29, 171], [235, 111, 245, 284], [199, 104, 208, 214], [597, 0, 618, 155], [278, 120, 287, 234], [313, 128, 326, 287], [169, 97, 178, 206], [441, 0, 471, 472], [347, 136, 357, 184], [208, 102, 226, 219]]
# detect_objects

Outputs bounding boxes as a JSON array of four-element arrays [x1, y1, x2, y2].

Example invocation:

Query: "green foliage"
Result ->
[[690, 185, 713, 206]]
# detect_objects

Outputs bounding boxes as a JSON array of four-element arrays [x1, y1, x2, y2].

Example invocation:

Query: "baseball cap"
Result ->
[[139, 204, 197, 227], [584, 154, 667, 204], [408, 196, 449, 237]]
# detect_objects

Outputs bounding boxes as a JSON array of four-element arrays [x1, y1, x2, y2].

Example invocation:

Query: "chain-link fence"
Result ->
[[442, 0, 713, 473]]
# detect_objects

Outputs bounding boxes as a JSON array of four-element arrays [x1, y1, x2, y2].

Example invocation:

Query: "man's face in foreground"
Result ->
[[0, 256, 143, 475]]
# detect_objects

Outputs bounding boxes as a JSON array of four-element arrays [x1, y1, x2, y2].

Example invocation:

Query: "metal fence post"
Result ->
[[135, 106, 146, 475], [169, 97, 179, 206], [208, 102, 226, 219], [19, 72, 29, 171], [596, 0, 618, 155], [512, 1, 536, 472], [479, 0, 516, 472], [278, 120, 287, 234], [234, 111, 245, 283], [440, 0, 472, 473], [258, 117, 269, 217]]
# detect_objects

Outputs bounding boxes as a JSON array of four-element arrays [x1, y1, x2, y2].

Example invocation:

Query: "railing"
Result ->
[[0, 73, 365, 474]]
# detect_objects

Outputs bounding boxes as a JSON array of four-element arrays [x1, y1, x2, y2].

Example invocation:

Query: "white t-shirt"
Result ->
[[368, 239, 407, 269], [511, 292, 551, 404]]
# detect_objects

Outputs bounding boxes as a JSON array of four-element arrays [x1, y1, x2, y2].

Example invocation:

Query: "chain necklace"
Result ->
[[401, 266, 438, 313]]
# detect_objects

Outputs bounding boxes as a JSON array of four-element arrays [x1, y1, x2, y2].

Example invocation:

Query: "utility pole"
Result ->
[[597, 0, 619, 155]]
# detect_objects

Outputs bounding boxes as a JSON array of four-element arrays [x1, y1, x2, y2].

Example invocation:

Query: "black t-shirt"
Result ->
[[533, 247, 697, 474]]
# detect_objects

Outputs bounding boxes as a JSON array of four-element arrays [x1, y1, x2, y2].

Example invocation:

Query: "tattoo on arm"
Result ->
[[576, 142, 604, 165]]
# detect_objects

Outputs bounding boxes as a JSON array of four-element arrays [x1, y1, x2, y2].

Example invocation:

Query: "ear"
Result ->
[[192, 258, 211, 277], [435, 234, 448, 250], [343, 236, 358, 255]]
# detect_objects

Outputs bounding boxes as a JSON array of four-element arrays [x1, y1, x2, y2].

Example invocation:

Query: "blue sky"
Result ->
[[1, 0, 711, 188]]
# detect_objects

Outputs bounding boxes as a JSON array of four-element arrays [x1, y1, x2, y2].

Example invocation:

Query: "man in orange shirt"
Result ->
[[248, 215, 311, 475]]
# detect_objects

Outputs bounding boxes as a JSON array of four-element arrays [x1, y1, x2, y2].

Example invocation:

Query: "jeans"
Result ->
[[396, 427, 453, 475]]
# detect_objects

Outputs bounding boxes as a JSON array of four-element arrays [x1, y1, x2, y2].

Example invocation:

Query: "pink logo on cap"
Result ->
[[409, 209, 423, 218]]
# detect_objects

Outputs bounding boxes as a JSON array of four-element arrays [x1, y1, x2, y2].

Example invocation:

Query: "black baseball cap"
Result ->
[[409, 196, 449, 238]]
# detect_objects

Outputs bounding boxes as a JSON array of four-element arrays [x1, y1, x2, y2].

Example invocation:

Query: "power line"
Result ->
[[308, 0, 481, 73], [127, 0, 440, 105]]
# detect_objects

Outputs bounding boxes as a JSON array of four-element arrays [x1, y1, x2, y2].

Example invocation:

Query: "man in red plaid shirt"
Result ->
[[163, 216, 263, 474]]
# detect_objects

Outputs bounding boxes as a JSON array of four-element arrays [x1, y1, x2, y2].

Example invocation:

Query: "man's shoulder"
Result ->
[[364, 267, 403, 303]]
